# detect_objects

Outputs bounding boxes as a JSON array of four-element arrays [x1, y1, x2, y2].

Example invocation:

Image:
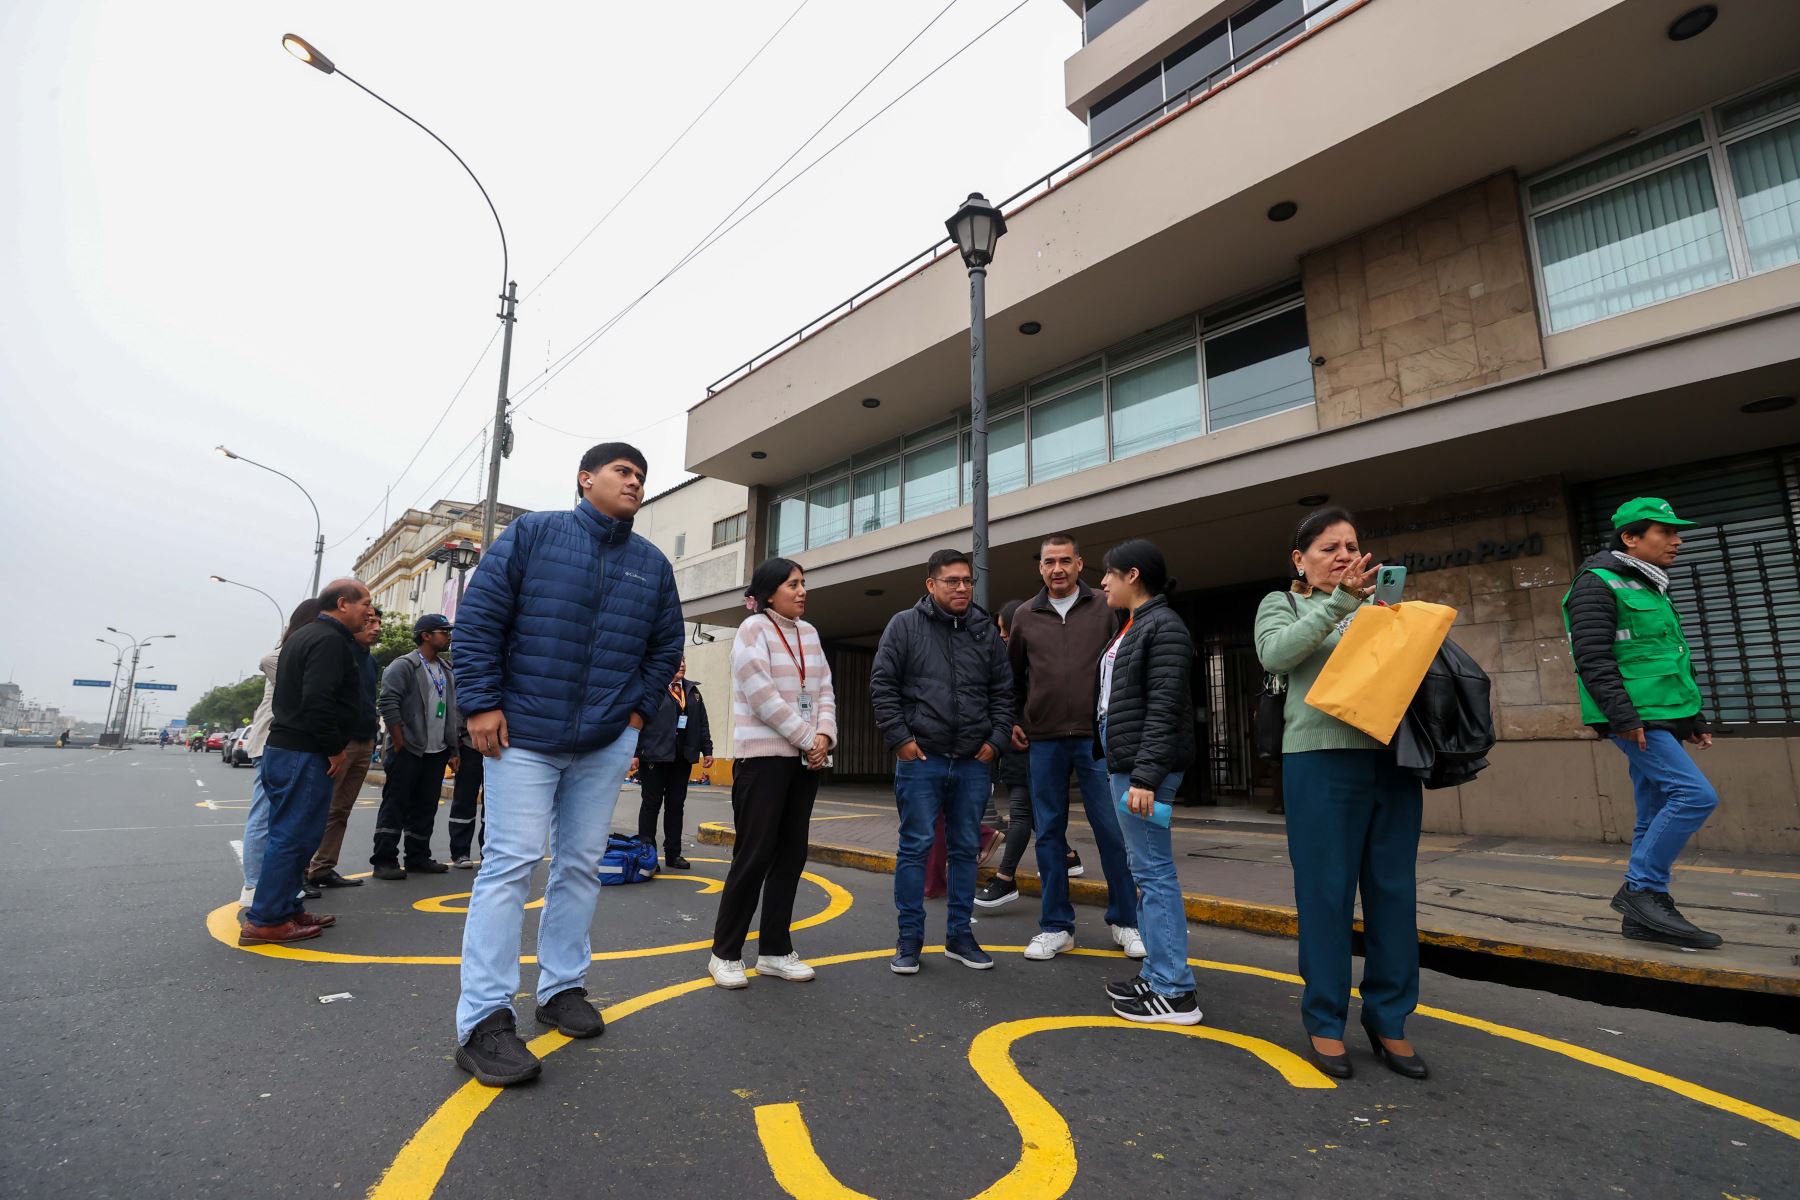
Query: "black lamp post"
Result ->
[[428, 538, 483, 612], [946, 192, 1007, 614]]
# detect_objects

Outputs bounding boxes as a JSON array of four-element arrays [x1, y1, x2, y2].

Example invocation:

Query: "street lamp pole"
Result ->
[[280, 34, 516, 555], [96, 637, 125, 741], [210, 575, 287, 644], [106, 629, 175, 748], [215, 446, 324, 596], [946, 194, 1008, 616]]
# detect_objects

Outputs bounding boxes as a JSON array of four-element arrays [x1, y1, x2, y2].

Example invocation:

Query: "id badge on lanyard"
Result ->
[[796, 690, 815, 723], [677, 714, 689, 730]]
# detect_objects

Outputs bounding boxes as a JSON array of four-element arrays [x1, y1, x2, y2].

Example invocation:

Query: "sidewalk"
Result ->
[[679, 782, 1799, 998]]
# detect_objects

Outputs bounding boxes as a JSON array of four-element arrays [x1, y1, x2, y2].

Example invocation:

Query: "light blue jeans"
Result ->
[[1614, 730, 1720, 892], [455, 730, 638, 1043], [242, 761, 271, 892], [1110, 771, 1194, 997]]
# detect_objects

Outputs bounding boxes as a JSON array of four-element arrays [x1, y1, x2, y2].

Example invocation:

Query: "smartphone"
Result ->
[[1372, 564, 1407, 607], [1117, 791, 1172, 829]]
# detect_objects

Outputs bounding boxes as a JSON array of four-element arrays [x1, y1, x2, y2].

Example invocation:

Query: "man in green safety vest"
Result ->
[[1562, 497, 1721, 949]]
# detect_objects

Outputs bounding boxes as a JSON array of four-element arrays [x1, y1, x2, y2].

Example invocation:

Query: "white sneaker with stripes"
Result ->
[[1111, 989, 1203, 1026]]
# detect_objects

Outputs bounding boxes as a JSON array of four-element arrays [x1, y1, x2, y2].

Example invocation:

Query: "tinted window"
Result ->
[[1230, 0, 1304, 62], [1084, 0, 1149, 42], [1164, 21, 1230, 101], [1089, 67, 1162, 149], [1204, 306, 1314, 429]]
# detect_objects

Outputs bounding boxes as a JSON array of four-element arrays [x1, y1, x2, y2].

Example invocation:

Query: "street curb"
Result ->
[[695, 822, 1797, 998]]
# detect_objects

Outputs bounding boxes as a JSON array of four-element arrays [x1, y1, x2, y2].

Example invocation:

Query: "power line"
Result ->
[[521, 0, 816, 303]]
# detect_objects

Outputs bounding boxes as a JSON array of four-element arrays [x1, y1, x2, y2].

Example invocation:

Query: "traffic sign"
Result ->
[[169, 719, 187, 727], [72, 679, 112, 687], [134, 682, 178, 692]]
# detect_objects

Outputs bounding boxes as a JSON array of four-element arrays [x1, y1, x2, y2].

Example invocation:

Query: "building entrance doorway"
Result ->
[[1172, 578, 1288, 805]]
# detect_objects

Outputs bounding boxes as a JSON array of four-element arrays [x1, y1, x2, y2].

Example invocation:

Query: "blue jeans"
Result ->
[[242, 761, 271, 892], [1614, 730, 1719, 892], [893, 756, 988, 944], [1110, 771, 1193, 996], [1030, 737, 1137, 934], [245, 747, 333, 926], [455, 731, 637, 1043]]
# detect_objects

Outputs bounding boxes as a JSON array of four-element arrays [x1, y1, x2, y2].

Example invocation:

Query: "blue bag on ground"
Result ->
[[598, 833, 659, 885]]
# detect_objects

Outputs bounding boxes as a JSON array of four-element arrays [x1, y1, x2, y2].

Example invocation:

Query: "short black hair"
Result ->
[[281, 598, 322, 646], [1294, 506, 1361, 553], [580, 442, 648, 475], [317, 579, 365, 614], [927, 548, 971, 578], [1102, 538, 1173, 597], [745, 557, 803, 613], [1039, 533, 1080, 557], [1610, 518, 1656, 552], [997, 598, 1024, 631]]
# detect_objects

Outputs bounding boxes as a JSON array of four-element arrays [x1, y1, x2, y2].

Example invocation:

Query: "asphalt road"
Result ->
[[3, 746, 1796, 1200]]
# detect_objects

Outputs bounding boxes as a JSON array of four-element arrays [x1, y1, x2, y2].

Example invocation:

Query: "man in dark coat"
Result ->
[[633, 657, 714, 869], [870, 548, 1013, 975]]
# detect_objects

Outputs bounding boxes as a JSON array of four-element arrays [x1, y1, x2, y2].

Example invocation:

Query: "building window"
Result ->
[[1526, 74, 1800, 333], [902, 437, 959, 522], [1082, 0, 1148, 43], [1109, 350, 1202, 459], [960, 409, 1028, 500], [852, 460, 900, 536], [711, 512, 746, 548], [1029, 382, 1107, 483], [674, 532, 687, 559], [806, 474, 851, 549], [770, 489, 806, 557], [1203, 302, 1313, 430]]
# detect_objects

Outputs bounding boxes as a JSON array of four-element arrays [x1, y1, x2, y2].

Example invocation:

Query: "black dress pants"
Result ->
[[711, 757, 818, 960], [635, 760, 691, 855], [371, 746, 453, 866], [447, 743, 485, 860]]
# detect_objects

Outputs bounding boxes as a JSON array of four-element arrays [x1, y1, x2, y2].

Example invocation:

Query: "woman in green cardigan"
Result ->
[[1255, 506, 1428, 1082]]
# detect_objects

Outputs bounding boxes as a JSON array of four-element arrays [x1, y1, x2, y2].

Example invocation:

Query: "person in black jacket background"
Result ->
[[633, 657, 714, 869], [870, 548, 1013, 975], [241, 578, 373, 947], [1094, 540, 1202, 1026]]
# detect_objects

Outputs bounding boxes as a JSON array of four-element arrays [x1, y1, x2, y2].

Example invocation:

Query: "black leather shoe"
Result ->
[[536, 987, 605, 1038], [298, 883, 322, 900], [1363, 1018, 1429, 1079], [1615, 887, 1723, 949], [308, 869, 365, 889], [455, 1010, 542, 1086], [407, 859, 451, 875], [665, 853, 691, 870], [1303, 1035, 1353, 1079], [371, 863, 407, 881]]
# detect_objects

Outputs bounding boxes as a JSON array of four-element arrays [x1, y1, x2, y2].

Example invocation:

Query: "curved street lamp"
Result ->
[[281, 32, 517, 555], [96, 637, 126, 739], [946, 192, 1008, 614], [216, 446, 324, 596], [104, 628, 176, 748], [210, 575, 286, 643]]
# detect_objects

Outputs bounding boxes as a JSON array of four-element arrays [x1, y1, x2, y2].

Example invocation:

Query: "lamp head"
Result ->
[[946, 192, 1007, 270], [215, 445, 237, 459], [209, 575, 226, 583], [282, 34, 336, 75]]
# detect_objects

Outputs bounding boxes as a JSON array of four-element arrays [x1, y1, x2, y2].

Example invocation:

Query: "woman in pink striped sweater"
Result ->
[[708, 558, 838, 990]]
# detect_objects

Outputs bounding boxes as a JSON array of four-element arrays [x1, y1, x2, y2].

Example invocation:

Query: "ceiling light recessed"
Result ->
[[1267, 200, 1299, 222], [861, 397, 881, 409], [1298, 493, 1330, 507], [750, 450, 767, 460], [1018, 321, 1042, 335], [1741, 395, 1795, 414], [1667, 5, 1717, 40], [864, 588, 885, 597]]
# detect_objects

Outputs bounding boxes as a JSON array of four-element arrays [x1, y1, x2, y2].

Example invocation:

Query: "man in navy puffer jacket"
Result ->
[[450, 442, 683, 1086]]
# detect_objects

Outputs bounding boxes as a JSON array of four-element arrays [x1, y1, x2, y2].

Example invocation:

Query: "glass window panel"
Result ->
[[1304, 0, 1356, 29], [1030, 357, 1103, 402], [852, 460, 900, 537], [1204, 306, 1314, 429], [1088, 66, 1162, 149], [905, 416, 958, 448], [960, 411, 1028, 501], [810, 458, 850, 485], [1529, 121, 1705, 207], [1533, 156, 1732, 331], [902, 439, 959, 521], [1083, 0, 1148, 42], [853, 438, 902, 467], [770, 494, 806, 557], [1230, 0, 1305, 63], [1719, 75, 1800, 132], [806, 476, 850, 549], [1727, 118, 1800, 273], [1029, 383, 1107, 483], [1163, 20, 1229, 101], [1110, 351, 1202, 458], [1106, 316, 1196, 368]]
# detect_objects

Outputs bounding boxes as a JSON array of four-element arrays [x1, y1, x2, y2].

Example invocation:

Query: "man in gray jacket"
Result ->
[[371, 614, 459, 879]]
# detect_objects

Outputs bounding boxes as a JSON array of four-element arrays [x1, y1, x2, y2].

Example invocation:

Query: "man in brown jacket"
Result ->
[[1005, 534, 1145, 963]]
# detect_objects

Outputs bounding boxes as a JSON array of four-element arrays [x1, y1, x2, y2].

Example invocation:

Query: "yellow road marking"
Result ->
[[808, 814, 876, 824], [413, 873, 725, 914], [205, 861, 851, 966], [755, 1015, 1330, 1200]]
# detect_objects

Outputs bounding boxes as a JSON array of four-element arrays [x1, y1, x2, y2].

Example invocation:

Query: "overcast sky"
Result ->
[[1, 0, 1081, 725]]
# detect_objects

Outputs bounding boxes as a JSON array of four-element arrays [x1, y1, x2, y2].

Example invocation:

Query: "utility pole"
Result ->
[[483, 281, 518, 551]]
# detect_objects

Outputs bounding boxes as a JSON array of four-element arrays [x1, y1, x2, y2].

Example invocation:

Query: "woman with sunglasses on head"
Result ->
[[708, 558, 837, 991], [1095, 539, 1201, 1025], [1255, 506, 1427, 1080]]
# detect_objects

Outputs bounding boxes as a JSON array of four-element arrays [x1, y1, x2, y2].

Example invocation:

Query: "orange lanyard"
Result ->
[[767, 614, 806, 688], [669, 684, 687, 711], [1109, 614, 1134, 657]]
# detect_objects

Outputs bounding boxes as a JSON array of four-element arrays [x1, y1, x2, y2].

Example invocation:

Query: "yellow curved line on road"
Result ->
[[412, 873, 725, 914], [204, 862, 850, 966], [756, 1014, 1332, 1200]]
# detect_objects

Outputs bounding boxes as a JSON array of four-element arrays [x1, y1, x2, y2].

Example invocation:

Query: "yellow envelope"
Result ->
[[1304, 601, 1457, 744]]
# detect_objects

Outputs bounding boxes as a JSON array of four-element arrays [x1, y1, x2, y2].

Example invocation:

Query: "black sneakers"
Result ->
[[372, 863, 407, 881], [1105, 975, 1153, 1003], [974, 876, 1019, 909], [1612, 884, 1724, 949], [1111, 989, 1203, 1026], [891, 939, 922, 975], [455, 1010, 542, 1086], [535, 987, 605, 1038]]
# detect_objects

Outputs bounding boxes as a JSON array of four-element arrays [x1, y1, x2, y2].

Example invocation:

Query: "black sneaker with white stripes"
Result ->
[[1111, 989, 1203, 1026], [1105, 975, 1153, 1003]]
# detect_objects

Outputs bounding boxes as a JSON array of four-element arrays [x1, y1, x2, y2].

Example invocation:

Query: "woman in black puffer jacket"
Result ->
[[1095, 539, 1200, 1026]]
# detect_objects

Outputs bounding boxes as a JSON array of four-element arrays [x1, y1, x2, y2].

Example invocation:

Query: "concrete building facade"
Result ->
[[354, 499, 530, 626]]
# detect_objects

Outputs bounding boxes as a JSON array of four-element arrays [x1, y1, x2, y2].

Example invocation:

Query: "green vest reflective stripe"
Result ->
[[1561, 566, 1703, 724]]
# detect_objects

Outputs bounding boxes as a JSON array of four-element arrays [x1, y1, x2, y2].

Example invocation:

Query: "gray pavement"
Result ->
[[2, 747, 1797, 1199]]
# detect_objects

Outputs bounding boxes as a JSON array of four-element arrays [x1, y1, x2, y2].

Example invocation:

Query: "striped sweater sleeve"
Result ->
[[731, 619, 814, 757]]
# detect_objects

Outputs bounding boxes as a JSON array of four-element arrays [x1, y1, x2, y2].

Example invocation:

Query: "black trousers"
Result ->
[[636, 760, 691, 854], [447, 743, 485, 860], [711, 757, 818, 960], [371, 746, 453, 867]]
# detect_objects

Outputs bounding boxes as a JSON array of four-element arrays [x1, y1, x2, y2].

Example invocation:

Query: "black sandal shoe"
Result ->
[[1363, 1017, 1429, 1079], [1303, 1030, 1353, 1080]]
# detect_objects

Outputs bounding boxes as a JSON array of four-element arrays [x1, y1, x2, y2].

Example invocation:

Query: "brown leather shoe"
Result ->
[[292, 911, 336, 929], [238, 919, 323, 946]]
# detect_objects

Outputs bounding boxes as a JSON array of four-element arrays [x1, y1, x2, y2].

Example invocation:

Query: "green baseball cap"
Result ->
[[1610, 496, 1694, 529]]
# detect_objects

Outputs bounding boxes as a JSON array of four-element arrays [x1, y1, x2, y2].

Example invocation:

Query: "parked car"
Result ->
[[225, 726, 255, 767], [205, 729, 228, 752]]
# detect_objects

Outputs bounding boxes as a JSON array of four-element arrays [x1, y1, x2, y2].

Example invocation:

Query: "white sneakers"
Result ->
[[1112, 926, 1148, 959], [711, 952, 817, 987], [708, 955, 748, 989], [1023, 930, 1076, 960], [754, 952, 816, 982], [237, 886, 255, 907]]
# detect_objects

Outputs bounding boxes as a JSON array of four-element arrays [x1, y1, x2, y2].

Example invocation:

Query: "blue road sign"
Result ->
[[134, 682, 178, 692], [169, 719, 187, 727], [72, 679, 112, 687]]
